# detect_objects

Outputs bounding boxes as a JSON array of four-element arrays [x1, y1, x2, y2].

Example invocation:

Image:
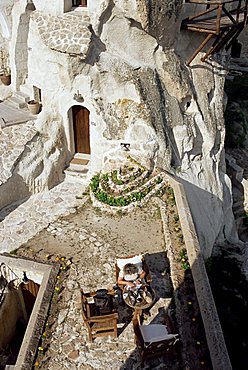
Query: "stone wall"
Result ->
[[0, 116, 67, 211], [0, 255, 60, 370], [33, 0, 68, 15], [162, 174, 232, 370]]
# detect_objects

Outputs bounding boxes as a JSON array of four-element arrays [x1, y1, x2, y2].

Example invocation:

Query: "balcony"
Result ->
[[181, 0, 248, 65]]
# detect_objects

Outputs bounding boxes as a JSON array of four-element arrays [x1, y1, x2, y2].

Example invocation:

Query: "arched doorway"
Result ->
[[72, 106, 90, 155]]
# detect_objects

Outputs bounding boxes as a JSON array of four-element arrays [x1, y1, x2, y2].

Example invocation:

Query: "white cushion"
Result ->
[[139, 324, 177, 343], [116, 255, 143, 270]]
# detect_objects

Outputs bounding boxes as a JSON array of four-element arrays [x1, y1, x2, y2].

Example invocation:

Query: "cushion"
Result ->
[[116, 255, 143, 270], [139, 324, 178, 343]]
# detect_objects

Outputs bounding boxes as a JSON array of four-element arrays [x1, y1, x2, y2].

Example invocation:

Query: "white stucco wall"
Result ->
[[32, 0, 68, 15], [0, 9, 10, 39]]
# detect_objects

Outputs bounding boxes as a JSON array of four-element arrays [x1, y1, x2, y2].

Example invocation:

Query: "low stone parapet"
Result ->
[[163, 172, 232, 370]]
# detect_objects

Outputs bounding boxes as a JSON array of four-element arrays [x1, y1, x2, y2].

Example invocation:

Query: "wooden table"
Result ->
[[122, 285, 156, 322]]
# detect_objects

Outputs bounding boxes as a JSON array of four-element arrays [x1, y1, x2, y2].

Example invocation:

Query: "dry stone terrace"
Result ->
[[15, 200, 181, 370]]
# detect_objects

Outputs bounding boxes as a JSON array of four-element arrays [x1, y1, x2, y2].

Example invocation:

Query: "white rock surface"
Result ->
[[0, 0, 247, 257]]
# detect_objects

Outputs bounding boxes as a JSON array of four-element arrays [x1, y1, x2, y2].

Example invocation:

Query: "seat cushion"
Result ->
[[116, 255, 143, 271], [117, 255, 143, 280], [140, 324, 177, 343]]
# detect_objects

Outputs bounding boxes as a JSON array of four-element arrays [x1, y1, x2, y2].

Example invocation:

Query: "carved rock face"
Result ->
[[90, 0, 183, 48], [88, 0, 238, 255], [0, 0, 238, 256]]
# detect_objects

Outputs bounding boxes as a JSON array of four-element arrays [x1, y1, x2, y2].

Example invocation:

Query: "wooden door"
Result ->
[[72, 0, 87, 6], [72, 106, 90, 154]]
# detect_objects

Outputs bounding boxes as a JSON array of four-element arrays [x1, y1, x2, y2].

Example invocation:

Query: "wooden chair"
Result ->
[[81, 290, 118, 342], [132, 312, 179, 367], [115, 254, 152, 290]]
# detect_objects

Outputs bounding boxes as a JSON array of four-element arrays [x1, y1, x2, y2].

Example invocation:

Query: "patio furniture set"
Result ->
[[80, 254, 179, 367]]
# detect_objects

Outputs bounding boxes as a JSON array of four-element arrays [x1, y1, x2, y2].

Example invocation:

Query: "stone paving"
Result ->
[[0, 151, 181, 370], [16, 200, 181, 370], [0, 177, 88, 253], [0, 101, 35, 127], [32, 10, 91, 57]]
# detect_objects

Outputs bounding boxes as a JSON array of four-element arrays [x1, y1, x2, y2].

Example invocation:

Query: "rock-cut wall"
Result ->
[[86, 0, 237, 257], [0, 0, 239, 257]]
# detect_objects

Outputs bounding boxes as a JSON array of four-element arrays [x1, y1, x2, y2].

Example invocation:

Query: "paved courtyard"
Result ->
[[0, 178, 87, 253], [15, 199, 181, 370]]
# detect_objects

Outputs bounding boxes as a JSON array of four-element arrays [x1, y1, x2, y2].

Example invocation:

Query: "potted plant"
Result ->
[[27, 100, 41, 115], [0, 66, 11, 86], [0, 48, 11, 86]]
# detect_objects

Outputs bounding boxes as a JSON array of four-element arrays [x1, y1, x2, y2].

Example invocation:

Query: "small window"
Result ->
[[72, 0, 87, 6]]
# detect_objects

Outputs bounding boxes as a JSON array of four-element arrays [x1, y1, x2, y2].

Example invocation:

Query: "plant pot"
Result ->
[[27, 100, 40, 115], [0, 74, 11, 86]]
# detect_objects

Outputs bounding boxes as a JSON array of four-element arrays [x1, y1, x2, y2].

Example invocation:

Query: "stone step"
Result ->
[[0, 100, 36, 126], [13, 91, 30, 103], [64, 169, 88, 182], [72, 7, 89, 15], [74, 153, 90, 160], [66, 162, 89, 173], [64, 154, 90, 181], [7, 96, 27, 109]]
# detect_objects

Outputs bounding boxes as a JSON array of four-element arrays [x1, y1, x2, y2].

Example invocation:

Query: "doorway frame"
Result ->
[[68, 105, 91, 157]]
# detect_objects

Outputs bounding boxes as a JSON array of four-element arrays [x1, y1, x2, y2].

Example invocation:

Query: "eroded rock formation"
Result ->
[[0, 0, 245, 257]]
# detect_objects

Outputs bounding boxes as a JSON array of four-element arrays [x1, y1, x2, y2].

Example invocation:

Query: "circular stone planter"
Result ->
[[27, 100, 40, 115]]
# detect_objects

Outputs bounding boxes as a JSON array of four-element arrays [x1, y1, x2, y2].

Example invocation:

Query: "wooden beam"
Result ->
[[186, 26, 218, 33], [225, 24, 244, 49], [216, 4, 223, 33], [201, 26, 238, 61], [185, 6, 219, 21], [222, 6, 238, 23]]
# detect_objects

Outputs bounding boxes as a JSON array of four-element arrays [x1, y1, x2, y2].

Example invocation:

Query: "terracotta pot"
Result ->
[[27, 100, 40, 115], [0, 74, 11, 86]]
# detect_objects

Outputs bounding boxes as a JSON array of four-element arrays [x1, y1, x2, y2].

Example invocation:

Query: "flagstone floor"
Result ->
[[15, 200, 181, 370]]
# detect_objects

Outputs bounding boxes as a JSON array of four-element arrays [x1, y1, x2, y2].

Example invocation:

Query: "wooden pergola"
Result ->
[[181, 0, 248, 65]]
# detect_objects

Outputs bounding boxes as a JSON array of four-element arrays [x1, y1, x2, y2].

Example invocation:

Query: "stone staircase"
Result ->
[[64, 153, 90, 181], [7, 91, 30, 109]]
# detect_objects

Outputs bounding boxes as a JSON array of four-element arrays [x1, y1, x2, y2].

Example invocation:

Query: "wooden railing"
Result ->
[[182, 0, 248, 64], [184, 0, 248, 34]]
